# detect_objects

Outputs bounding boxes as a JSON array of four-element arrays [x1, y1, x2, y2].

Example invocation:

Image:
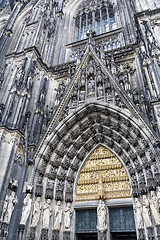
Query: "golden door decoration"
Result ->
[[76, 146, 131, 201]]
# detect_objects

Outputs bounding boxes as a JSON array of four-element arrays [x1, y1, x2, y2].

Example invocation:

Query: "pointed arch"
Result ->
[[33, 102, 160, 203]]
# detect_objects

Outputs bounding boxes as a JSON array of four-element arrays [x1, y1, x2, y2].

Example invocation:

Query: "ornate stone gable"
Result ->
[[43, 44, 157, 143]]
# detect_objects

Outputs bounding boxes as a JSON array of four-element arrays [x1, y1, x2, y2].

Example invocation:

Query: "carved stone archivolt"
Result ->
[[35, 102, 159, 202], [26, 102, 159, 240]]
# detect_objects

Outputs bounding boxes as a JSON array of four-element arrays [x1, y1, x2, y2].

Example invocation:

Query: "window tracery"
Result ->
[[75, 1, 117, 41]]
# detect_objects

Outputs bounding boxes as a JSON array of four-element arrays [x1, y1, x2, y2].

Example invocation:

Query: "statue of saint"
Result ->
[[54, 201, 62, 230], [142, 195, 152, 228], [20, 193, 32, 225], [88, 77, 95, 97], [97, 200, 107, 232], [31, 197, 41, 227], [150, 191, 160, 225], [97, 174, 105, 200], [1, 191, 18, 224], [42, 199, 52, 229], [157, 187, 160, 211], [64, 202, 72, 231], [134, 198, 143, 229]]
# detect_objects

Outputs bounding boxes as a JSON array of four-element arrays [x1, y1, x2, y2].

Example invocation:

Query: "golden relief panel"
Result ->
[[76, 146, 131, 201]]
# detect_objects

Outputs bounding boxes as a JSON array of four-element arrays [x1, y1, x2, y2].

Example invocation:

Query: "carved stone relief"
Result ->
[[76, 146, 131, 201]]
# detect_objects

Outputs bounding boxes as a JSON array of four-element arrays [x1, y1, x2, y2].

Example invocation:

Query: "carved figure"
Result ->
[[64, 202, 72, 231], [134, 198, 143, 229], [142, 195, 152, 228], [88, 77, 95, 97], [80, 72, 86, 87], [20, 193, 32, 225], [31, 197, 41, 227], [97, 200, 107, 232], [54, 201, 62, 230], [98, 174, 105, 200], [150, 191, 160, 225], [79, 90, 85, 101], [42, 199, 52, 229], [97, 83, 103, 97], [1, 191, 18, 224], [88, 58, 94, 74], [158, 187, 160, 211]]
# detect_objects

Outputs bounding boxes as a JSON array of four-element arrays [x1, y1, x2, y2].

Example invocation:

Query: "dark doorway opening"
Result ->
[[111, 232, 137, 240], [76, 233, 98, 240]]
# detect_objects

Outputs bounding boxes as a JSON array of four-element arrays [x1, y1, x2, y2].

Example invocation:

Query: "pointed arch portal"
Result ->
[[30, 102, 160, 240]]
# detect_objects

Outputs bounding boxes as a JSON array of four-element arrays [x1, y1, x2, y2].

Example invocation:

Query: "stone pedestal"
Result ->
[[138, 228, 145, 240], [52, 230, 59, 240], [63, 231, 70, 240], [156, 225, 160, 238], [28, 227, 36, 240], [0, 223, 9, 237], [98, 230, 107, 240], [147, 227, 155, 240], [18, 224, 25, 240], [40, 229, 48, 240]]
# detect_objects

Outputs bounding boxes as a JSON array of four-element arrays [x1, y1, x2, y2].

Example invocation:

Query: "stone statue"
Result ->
[[134, 198, 143, 229], [42, 199, 52, 229], [64, 202, 72, 231], [97, 174, 105, 200], [20, 193, 32, 225], [88, 77, 95, 97], [31, 197, 41, 227], [97, 200, 107, 232], [157, 187, 160, 211], [142, 195, 152, 228], [87, 58, 94, 75], [150, 191, 160, 225], [54, 201, 62, 230], [97, 83, 103, 98], [1, 191, 18, 224]]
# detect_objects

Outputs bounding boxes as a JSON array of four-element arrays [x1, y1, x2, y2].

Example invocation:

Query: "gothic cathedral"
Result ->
[[0, 0, 160, 239]]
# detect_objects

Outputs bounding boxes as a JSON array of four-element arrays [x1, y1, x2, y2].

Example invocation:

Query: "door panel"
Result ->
[[109, 207, 136, 232], [76, 209, 97, 233]]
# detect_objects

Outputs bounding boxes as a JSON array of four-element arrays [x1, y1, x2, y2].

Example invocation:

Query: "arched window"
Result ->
[[75, 2, 117, 41]]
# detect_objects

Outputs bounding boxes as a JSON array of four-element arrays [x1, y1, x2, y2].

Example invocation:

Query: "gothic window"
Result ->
[[75, 3, 117, 41]]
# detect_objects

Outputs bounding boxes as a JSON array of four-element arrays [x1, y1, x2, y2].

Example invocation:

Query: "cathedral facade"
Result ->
[[0, 0, 160, 239]]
